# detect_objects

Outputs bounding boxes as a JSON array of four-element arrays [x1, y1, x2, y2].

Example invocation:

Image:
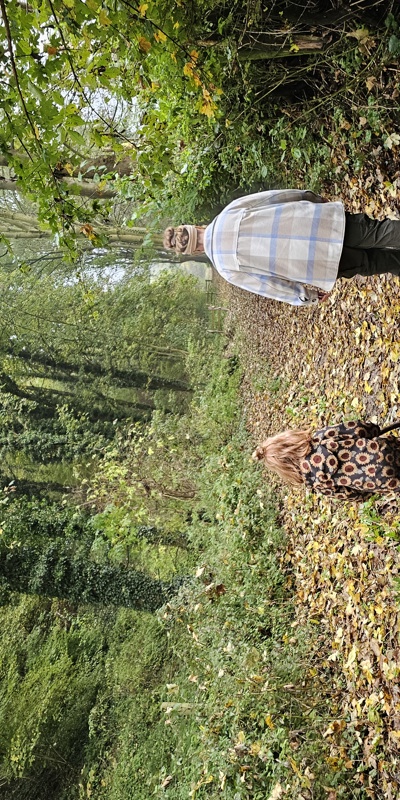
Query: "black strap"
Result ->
[[380, 420, 400, 435]]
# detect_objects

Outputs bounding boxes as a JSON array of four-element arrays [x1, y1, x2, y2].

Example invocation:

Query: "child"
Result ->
[[253, 420, 400, 500]]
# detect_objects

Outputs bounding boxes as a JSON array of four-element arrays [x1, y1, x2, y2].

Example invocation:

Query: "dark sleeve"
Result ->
[[313, 481, 374, 503], [313, 482, 374, 501], [303, 190, 324, 203], [329, 420, 381, 439], [351, 420, 381, 438]]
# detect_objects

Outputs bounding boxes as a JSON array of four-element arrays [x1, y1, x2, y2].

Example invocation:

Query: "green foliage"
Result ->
[[75, 433, 350, 800], [0, 0, 396, 248], [0, 3, 397, 797], [87, 339, 242, 538], [0, 329, 364, 798], [0, 496, 177, 611], [0, 597, 104, 800], [0, 397, 110, 464], [0, 266, 209, 501]]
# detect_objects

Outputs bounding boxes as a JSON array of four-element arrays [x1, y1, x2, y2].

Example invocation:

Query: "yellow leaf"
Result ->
[[154, 30, 167, 43], [289, 757, 300, 775], [345, 644, 357, 668], [138, 36, 151, 54], [200, 99, 216, 118], [360, 658, 373, 683], [99, 8, 112, 25], [265, 714, 274, 729], [347, 27, 370, 44], [267, 785, 283, 800], [138, 2, 148, 14], [351, 397, 359, 409], [183, 63, 194, 77]]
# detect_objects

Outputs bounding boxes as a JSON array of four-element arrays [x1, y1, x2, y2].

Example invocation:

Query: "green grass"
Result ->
[[0, 343, 363, 799], [74, 348, 360, 800]]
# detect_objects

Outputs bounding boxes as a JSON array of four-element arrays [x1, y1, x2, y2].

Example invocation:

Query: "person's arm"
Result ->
[[303, 190, 325, 203], [338, 420, 381, 439], [317, 420, 381, 443], [225, 189, 326, 211], [222, 268, 319, 306], [314, 482, 373, 501]]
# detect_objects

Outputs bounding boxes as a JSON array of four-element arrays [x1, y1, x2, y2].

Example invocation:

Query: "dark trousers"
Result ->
[[338, 212, 400, 278]]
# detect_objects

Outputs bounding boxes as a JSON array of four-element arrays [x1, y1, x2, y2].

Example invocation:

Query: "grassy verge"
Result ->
[[0, 340, 365, 799], [75, 345, 362, 800]]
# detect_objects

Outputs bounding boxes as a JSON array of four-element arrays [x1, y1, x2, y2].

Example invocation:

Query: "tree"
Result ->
[[0, 0, 220, 251]]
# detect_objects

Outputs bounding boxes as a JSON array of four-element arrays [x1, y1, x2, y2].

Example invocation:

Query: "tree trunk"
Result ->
[[0, 149, 135, 178], [9, 347, 191, 391], [0, 373, 150, 423], [237, 35, 323, 61], [0, 477, 73, 497], [0, 179, 118, 200]]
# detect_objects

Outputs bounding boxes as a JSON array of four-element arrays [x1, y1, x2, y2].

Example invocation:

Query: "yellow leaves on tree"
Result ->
[[200, 87, 217, 119], [182, 50, 221, 119], [80, 223, 96, 241], [154, 30, 167, 43], [138, 36, 151, 54], [98, 8, 112, 26]]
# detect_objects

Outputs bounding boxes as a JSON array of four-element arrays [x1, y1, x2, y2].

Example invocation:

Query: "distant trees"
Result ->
[[0, 260, 208, 482]]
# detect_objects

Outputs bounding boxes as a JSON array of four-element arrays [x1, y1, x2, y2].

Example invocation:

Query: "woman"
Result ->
[[163, 190, 400, 307], [253, 420, 400, 500]]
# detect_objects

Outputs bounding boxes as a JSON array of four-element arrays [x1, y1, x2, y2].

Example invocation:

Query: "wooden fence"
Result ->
[[205, 266, 228, 334]]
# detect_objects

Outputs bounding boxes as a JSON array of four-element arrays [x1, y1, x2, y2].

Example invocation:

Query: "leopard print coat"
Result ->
[[300, 420, 400, 500]]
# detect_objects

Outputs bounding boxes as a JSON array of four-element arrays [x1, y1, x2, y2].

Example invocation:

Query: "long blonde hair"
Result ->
[[253, 430, 311, 486]]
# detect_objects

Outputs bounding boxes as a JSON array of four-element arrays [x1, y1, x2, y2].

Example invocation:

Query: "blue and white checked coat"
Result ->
[[203, 189, 345, 306]]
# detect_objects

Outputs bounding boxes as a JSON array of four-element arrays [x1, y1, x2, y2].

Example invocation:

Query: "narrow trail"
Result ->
[[217, 188, 400, 796]]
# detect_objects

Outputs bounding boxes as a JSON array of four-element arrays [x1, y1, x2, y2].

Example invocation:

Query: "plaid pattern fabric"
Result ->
[[204, 189, 345, 306], [301, 420, 400, 500]]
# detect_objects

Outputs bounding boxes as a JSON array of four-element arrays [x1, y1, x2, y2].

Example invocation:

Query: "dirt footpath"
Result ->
[[220, 259, 400, 798]]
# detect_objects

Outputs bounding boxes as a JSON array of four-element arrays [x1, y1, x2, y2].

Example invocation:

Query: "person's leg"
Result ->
[[344, 212, 400, 250], [338, 245, 400, 278]]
